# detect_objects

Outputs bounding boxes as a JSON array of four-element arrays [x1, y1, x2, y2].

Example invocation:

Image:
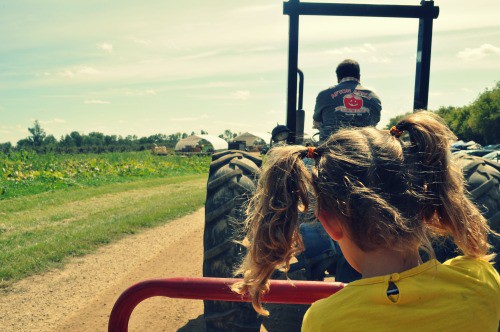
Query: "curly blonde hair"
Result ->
[[232, 111, 492, 316]]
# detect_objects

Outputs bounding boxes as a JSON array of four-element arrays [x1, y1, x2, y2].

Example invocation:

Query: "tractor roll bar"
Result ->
[[283, 0, 439, 144], [108, 277, 345, 332], [283, 2, 439, 18]]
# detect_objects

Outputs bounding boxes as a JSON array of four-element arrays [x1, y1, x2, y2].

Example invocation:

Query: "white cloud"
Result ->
[[98, 43, 113, 53], [236, 46, 276, 53], [39, 118, 66, 125], [456, 44, 500, 61], [206, 82, 234, 88], [170, 114, 209, 122], [368, 56, 391, 64], [231, 90, 250, 100], [78, 66, 100, 75], [326, 43, 378, 56], [362, 43, 377, 53], [132, 38, 152, 46], [125, 89, 157, 96], [326, 47, 354, 55], [461, 87, 474, 93], [236, 4, 279, 13], [179, 51, 218, 60], [84, 99, 110, 104], [56, 66, 100, 78], [58, 69, 75, 78]]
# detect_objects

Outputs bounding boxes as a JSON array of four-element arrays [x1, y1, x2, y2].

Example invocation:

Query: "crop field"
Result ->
[[0, 151, 210, 288], [0, 150, 210, 199]]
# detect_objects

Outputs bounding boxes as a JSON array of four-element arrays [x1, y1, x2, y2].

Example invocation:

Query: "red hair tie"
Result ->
[[307, 147, 316, 159], [390, 126, 404, 138]]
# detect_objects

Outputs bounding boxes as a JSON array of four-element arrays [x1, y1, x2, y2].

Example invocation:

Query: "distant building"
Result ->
[[174, 134, 228, 153]]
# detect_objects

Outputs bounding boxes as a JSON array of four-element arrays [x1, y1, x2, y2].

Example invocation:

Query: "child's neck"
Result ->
[[359, 249, 421, 279]]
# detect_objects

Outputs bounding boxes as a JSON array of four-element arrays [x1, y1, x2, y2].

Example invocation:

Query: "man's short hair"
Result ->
[[336, 59, 360, 81]]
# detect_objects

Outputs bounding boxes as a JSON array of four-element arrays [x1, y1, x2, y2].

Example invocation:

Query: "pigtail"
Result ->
[[232, 145, 313, 316], [397, 111, 491, 258]]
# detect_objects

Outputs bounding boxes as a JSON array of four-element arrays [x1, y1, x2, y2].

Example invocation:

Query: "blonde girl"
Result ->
[[233, 111, 499, 331]]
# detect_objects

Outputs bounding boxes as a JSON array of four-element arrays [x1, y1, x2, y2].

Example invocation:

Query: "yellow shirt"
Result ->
[[302, 256, 500, 332]]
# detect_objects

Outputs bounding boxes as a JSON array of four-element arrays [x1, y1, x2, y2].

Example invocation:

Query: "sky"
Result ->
[[1, 0, 499, 144]]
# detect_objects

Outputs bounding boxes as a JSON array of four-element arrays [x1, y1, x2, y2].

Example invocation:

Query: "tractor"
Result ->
[[202, 1, 499, 331]]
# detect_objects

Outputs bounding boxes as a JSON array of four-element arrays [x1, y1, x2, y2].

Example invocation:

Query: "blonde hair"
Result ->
[[232, 111, 492, 316]]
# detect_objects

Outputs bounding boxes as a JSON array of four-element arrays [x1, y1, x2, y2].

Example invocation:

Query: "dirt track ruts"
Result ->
[[0, 208, 206, 332]]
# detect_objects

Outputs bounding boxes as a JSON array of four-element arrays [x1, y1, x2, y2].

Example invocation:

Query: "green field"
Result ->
[[0, 151, 210, 288], [0, 150, 210, 199]]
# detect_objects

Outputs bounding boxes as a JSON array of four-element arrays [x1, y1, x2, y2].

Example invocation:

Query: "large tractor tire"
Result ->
[[203, 150, 263, 332], [454, 154, 500, 268]]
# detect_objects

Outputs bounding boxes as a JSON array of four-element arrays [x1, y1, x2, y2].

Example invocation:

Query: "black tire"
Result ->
[[203, 150, 263, 332], [455, 154, 500, 268]]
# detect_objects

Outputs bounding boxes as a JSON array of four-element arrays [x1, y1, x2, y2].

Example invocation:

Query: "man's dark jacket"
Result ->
[[313, 78, 382, 141]]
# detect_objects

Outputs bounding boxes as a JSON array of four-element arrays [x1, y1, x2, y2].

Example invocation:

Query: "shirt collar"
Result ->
[[340, 77, 360, 83]]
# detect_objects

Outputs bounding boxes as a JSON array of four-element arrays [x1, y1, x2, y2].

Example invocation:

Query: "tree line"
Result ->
[[0, 124, 240, 154], [386, 82, 499, 145], [2, 83, 497, 154]]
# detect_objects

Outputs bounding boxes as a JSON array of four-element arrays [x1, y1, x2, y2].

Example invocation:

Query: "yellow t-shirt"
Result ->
[[302, 256, 500, 332]]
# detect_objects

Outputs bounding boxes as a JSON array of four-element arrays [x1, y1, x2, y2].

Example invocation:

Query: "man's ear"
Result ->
[[317, 209, 344, 241]]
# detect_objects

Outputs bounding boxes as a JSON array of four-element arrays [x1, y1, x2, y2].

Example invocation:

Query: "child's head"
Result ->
[[233, 111, 492, 315]]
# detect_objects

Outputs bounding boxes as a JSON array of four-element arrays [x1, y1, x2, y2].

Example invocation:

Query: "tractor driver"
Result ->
[[313, 59, 382, 141], [310, 59, 382, 283]]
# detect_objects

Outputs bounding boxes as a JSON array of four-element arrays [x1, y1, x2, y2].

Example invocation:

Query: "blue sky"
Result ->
[[1, 0, 499, 144]]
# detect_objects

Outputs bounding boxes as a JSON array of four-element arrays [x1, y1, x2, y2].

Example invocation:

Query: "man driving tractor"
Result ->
[[313, 59, 382, 141]]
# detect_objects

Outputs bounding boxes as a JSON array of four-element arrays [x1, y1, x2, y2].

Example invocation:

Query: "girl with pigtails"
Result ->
[[233, 111, 499, 331]]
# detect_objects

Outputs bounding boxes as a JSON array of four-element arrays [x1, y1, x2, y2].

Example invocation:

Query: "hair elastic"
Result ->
[[307, 146, 317, 159], [390, 126, 404, 138]]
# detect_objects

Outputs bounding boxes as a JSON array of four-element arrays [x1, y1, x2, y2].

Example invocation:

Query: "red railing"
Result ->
[[108, 277, 345, 332]]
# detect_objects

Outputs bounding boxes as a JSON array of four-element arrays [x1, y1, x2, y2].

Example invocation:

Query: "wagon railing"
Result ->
[[108, 277, 345, 332]]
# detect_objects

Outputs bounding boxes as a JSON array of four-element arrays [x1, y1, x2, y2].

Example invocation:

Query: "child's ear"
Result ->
[[317, 209, 344, 241]]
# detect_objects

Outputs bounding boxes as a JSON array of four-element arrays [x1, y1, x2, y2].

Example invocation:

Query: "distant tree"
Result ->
[[434, 82, 499, 144], [44, 135, 57, 145], [220, 129, 234, 142], [0, 142, 12, 153], [384, 112, 412, 130], [86, 132, 105, 146], [201, 130, 208, 135], [169, 133, 182, 141], [70, 131, 83, 147], [104, 134, 118, 146], [182, 133, 188, 139], [468, 82, 499, 144], [27, 120, 46, 147], [16, 138, 31, 149], [190, 131, 196, 136], [147, 133, 167, 144]]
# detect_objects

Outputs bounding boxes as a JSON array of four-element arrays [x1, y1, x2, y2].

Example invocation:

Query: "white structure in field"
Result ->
[[232, 132, 272, 146], [174, 134, 228, 152]]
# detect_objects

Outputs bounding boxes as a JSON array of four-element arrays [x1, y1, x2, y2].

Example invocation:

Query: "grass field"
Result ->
[[0, 174, 207, 288], [0, 150, 211, 288]]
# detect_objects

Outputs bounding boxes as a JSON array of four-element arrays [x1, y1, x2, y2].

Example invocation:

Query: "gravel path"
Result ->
[[0, 208, 206, 332]]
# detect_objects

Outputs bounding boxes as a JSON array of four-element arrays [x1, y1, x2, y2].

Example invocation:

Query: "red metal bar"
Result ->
[[108, 277, 345, 332]]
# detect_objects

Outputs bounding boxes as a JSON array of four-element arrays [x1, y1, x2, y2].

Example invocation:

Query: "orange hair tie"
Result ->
[[390, 126, 404, 138], [307, 146, 316, 159]]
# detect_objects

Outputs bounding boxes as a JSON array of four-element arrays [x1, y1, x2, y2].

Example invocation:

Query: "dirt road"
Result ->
[[1, 209, 207, 332]]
